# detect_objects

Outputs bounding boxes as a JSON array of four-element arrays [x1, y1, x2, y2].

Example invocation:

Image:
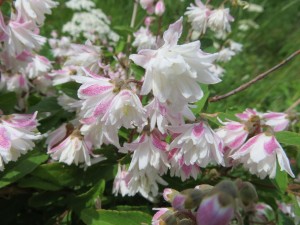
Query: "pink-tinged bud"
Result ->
[[163, 188, 179, 202], [249, 203, 275, 224], [140, 0, 154, 9], [196, 192, 235, 225], [170, 188, 204, 210], [172, 194, 186, 210], [144, 16, 154, 27], [155, 0, 165, 16]]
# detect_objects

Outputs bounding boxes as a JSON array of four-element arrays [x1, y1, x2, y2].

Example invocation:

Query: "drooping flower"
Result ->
[[231, 133, 295, 179], [185, 0, 211, 34], [208, 8, 234, 35], [112, 164, 130, 197], [262, 112, 289, 132], [47, 124, 104, 166], [121, 131, 169, 174], [0, 112, 41, 170], [168, 121, 225, 167], [14, 0, 58, 25], [130, 18, 220, 109]]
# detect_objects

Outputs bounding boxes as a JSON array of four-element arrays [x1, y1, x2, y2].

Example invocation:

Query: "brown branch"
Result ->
[[285, 98, 300, 113], [209, 49, 300, 103]]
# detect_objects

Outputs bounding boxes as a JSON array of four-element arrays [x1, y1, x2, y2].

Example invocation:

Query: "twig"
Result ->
[[285, 98, 300, 113], [209, 49, 300, 102], [126, 0, 139, 54]]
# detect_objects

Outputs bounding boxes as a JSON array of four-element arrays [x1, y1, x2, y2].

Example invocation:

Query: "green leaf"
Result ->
[[28, 97, 61, 114], [56, 82, 80, 99], [272, 165, 288, 193], [130, 64, 145, 81], [0, 92, 17, 114], [29, 192, 67, 208], [0, 150, 48, 188], [113, 26, 135, 35], [192, 85, 209, 115], [18, 177, 62, 191], [80, 209, 152, 225], [68, 180, 105, 212], [278, 211, 295, 225], [115, 39, 126, 53], [275, 131, 300, 147]]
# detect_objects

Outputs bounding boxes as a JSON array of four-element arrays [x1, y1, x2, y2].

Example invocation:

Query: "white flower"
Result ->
[[49, 66, 77, 85], [127, 166, 168, 201], [57, 93, 80, 112], [231, 133, 294, 179], [102, 89, 147, 131], [185, 0, 210, 34], [169, 121, 224, 167], [112, 164, 130, 197], [229, 40, 243, 53], [1, 13, 46, 56], [262, 112, 289, 132], [14, 0, 58, 25], [208, 8, 234, 34], [47, 124, 105, 166], [49, 36, 74, 58], [27, 55, 52, 79], [132, 27, 156, 51], [217, 48, 236, 62], [130, 18, 220, 109], [0, 112, 41, 170], [64, 41, 101, 74], [65, 0, 95, 11], [121, 132, 170, 174]]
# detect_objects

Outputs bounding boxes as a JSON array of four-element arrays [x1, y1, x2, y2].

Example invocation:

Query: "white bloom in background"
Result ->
[[5, 73, 29, 93], [47, 124, 104, 166], [57, 93, 80, 112], [140, 0, 154, 10], [49, 66, 77, 85], [14, 0, 58, 25], [130, 18, 220, 109], [102, 89, 147, 131], [208, 8, 234, 34], [113, 164, 130, 197], [246, 3, 264, 13], [217, 48, 236, 62], [229, 40, 243, 53], [238, 19, 259, 31], [231, 133, 295, 179], [169, 121, 225, 167], [66, 0, 95, 11], [121, 132, 169, 174], [49, 36, 74, 58], [0, 13, 46, 56], [64, 41, 101, 74], [262, 112, 289, 132], [132, 27, 156, 51], [62, 9, 119, 43], [127, 166, 168, 201], [0, 112, 41, 170], [0, 50, 33, 73], [209, 64, 225, 78], [27, 55, 52, 79], [185, 0, 210, 34]]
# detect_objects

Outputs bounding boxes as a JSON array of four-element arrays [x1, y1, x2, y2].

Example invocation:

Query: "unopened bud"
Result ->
[[180, 189, 204, 209], [155, 0, 165, 16], [249, 203, 275, 224], [238, 181, 258, 208], [163, 188, 179, 202]]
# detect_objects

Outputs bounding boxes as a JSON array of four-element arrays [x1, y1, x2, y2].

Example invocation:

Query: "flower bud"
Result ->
[[155, 0, 165, 16], [163, 188, 179, 202], [237, 181, 258, 208], [249, 203, 275, 224], [196, 192, 235, 225], [180, 189, 204, 209], [140, 0, 154, 9]]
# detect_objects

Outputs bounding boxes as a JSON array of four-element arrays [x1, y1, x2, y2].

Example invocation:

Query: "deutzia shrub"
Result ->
[[0, 0, 299, 224]]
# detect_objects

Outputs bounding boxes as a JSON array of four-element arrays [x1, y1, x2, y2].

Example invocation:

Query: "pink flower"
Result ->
[[27, 54, 52, 79], [168, 121, 224, 167], [0, 112, 41, 170], [262, 112, 289, 132], [121, 131, 169, 174], [47, 124, 105, 166], [236, 108, 260, 121], [216, 120, 248, 151], [231, 133, 294, 179], [152, 208, 170, 225]]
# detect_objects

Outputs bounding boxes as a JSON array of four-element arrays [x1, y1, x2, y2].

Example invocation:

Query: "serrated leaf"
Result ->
[[80, 209, 152, 225], [0, 150, 48, 188], [0, 92, 17, 114], [275, 131, 300, 147]]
